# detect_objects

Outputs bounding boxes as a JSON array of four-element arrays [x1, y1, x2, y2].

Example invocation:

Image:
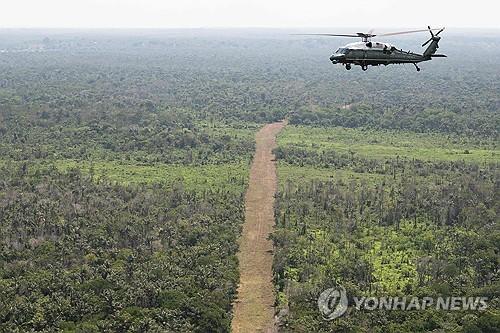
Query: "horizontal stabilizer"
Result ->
[[431, 54, 447, 57]]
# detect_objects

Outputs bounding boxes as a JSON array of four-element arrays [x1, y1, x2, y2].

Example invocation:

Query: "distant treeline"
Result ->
[[0, 32, 499, 136], [290, 105, 498, 138]]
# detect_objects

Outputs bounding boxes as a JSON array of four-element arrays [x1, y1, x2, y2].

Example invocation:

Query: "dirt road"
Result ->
[[231, 121, 287, 333]]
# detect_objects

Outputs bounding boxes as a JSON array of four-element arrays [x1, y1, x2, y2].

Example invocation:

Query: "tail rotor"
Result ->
[[422, 26, 445, 47]]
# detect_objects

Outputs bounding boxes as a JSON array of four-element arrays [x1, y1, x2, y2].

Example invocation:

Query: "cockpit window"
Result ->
[[336, 48, 348, 54]]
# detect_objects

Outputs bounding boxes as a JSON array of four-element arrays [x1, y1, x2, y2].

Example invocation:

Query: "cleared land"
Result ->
[[231, 121, 287, 333]]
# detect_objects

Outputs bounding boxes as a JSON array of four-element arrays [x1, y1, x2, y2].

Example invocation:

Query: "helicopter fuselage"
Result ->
[[329, 40, 441, 71], [297, 26, 446, 71]]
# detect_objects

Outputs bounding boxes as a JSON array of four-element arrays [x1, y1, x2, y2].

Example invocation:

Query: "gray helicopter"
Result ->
[[298, 26, 446, 71]]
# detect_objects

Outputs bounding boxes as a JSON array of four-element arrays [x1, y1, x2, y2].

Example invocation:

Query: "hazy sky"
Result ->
[[1, 0, 499, 29]]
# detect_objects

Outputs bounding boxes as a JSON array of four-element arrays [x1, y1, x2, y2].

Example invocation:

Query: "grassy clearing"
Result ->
[[1, 121, 257, 192], [278, 125, 499, 163], [0, 158, 250, 193], [277, 164, 385, 189], [52, 159, 250, 193], [198, 120, 260, 141]]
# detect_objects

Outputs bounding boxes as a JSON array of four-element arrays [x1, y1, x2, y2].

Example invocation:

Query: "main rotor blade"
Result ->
[[377, 28, 444, 37], [435, 27, 445, 36], [422, 38, 432, 47], [291, 33, 360, 37], [291, 28, 445, 38]]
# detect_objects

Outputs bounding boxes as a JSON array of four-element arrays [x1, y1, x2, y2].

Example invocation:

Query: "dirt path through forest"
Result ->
[[231, 120, 287, 333]]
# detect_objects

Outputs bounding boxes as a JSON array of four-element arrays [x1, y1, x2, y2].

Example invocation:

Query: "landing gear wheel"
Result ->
[[362, 65, 368, 71], [413, 63, 421, 72], [345, 64, 351, 70]]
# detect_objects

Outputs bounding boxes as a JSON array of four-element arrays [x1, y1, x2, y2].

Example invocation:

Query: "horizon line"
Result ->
[[0, 26, 499, 31]]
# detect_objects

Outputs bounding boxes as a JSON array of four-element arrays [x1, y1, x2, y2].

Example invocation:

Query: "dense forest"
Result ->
[[0, 167, 245, 332], [0, 29, 498, 332]]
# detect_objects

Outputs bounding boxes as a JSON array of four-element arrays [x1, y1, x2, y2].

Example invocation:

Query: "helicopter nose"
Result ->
[[330, 54, 345, 63]]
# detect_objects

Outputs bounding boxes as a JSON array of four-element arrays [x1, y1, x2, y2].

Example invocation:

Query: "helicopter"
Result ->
[[297, 26, 446, 71]]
